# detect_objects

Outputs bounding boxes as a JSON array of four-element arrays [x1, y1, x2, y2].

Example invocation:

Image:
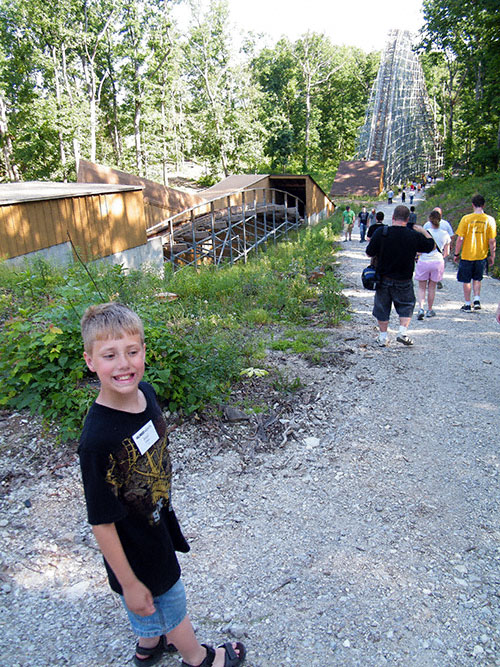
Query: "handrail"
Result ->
[[150, 186, 305, 272], [146, 186, 304, 236]]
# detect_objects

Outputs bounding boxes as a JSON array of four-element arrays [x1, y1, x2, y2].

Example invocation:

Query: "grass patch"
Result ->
[[269, 328, 327, 354]]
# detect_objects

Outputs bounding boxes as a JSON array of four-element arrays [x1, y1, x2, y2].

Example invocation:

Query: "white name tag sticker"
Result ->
[[132, 420, 159, 455]]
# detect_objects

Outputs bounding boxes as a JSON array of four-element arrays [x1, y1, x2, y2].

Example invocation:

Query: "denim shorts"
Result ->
[[120, 578, 187, 637], [457, 259, 486, 283], [373, 278, 415, 321]]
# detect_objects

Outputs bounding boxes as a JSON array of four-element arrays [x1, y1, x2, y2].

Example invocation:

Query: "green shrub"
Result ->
[[242, 308, 273, 325], [0, 313, 94, 442], [0, 214, 347, 442]]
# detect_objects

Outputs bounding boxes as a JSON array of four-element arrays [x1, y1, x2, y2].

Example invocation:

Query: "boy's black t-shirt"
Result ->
[[366, 225, 435, 280], [78, 381, 189, 597]]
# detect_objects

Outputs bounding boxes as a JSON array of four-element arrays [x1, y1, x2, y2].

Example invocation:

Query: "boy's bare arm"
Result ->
[[92, 523, 156, 616]]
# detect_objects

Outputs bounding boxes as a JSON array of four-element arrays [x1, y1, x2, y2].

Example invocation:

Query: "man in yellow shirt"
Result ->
[[454, 194, 496, 311]]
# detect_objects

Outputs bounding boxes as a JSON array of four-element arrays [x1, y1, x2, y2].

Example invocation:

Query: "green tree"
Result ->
[[420, 0, 500, 173], [252, 35, 377, 177], [183, 0, 264, 179]]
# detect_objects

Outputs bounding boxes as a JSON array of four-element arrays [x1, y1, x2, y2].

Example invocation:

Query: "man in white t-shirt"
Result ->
[[415, 210, 451, 319]]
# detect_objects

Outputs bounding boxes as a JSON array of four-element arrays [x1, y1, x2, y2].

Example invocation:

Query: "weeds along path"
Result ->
[[1, 199, 499, 665]]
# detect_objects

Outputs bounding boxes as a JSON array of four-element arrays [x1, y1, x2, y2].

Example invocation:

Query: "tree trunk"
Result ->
[[81, 52, 97, 163], [73, 138, 80, 176], [475, 61, 483, 101], [106, 48, 122, 165], [0, 97, 20, 181], [134, 99, 142, 174], [62, 45, 74, 105], [160, 95, 169, 186], [304, 78, 312, 170], [202, 68, 228, 176], [52, 47, 67, 180]]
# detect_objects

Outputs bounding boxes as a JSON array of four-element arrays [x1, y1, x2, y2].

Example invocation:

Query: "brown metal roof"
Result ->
[[202, 174, 269, 197], [0, 182, 142, 206], [78, 160, 206, 211], [330, 160, 384, 197]]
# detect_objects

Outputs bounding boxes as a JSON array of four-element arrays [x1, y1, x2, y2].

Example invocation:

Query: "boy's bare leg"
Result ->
[[165, 615, 243, 667]]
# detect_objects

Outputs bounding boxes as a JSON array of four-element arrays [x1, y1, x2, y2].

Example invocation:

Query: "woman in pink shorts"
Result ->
[[415, 210, 451, 319]]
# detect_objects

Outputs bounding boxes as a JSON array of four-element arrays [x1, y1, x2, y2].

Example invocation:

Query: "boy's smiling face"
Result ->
[[84, 332, 146, 409]]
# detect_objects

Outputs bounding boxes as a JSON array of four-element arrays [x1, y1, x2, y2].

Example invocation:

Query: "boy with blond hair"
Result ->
[[78, 302, 245, 667]]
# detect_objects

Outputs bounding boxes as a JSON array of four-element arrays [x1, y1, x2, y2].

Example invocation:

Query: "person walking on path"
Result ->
[[387, 189, 394, 205], [425, 207, 455, 251], [415, 210, 451, 320], [401, 189, 406, 203], [424, 206, 455, 289], [366, 204, 435, 347], [78, 303, 246, 667], [358, 206, 369, 242], [368, 208, 377, 230], [366, 211, 385, 240], [342, 205, 355, 242], [408, 206, 417, 227], [453, 194, 496, 311]]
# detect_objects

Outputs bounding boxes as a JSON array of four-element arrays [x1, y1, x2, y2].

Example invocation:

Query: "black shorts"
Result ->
[[457, 259, 486, 283], [373, 278, 415, 321]]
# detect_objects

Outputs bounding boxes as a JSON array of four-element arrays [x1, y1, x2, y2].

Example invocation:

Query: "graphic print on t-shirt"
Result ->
[[105, 429, 172, 526]]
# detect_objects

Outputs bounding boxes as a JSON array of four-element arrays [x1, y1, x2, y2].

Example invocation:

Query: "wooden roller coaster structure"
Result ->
[[147, 187, 305, 272], [357, 29, 443, 186]]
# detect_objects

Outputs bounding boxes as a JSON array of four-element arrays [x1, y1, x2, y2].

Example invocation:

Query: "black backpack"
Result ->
[[361, 226, 389, 290]]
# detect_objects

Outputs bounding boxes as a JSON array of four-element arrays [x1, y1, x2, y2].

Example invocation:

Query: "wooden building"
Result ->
[[0, 167, 334, 271], [0, 182, 162, 270], [202, 173, 334, 224], [78, 160, 206, 229]]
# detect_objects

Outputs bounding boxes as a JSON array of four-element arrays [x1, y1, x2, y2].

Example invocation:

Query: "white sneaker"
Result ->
[[377, 335, 388, 347]]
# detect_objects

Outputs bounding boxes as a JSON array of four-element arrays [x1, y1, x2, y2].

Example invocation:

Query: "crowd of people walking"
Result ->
[[339, 189, 498, 346]]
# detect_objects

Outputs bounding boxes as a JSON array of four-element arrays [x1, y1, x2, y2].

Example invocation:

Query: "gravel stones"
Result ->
[[0, 223, 499, 665]]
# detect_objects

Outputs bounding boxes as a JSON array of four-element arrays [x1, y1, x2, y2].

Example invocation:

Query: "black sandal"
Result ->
[[133, 636, 177, 666], [181, 642, 246, 667]]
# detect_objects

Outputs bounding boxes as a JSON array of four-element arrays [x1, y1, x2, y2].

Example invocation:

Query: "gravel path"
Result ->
[[1, 195, 499, 666]]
